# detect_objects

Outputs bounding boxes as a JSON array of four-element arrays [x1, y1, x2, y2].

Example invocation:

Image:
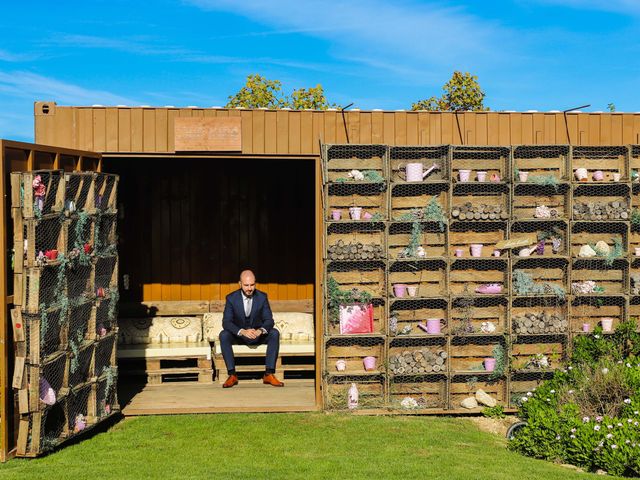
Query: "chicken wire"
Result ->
[[571, 145, 629, 182], [95, 297, 119, 337], [68, 342, 94, 387], [21, 401, 67, 455], [64, 172, 94, 213], [67, 383, 93, 436], [23, 308, 67, 363], [93, 173, 118, 213], [513, 145, 570, 181], [96, 367, 119, 418], [389, 298, 448, 337], [93, 334, 116, 377], [389, 145, 449, 182], [323, 374, 385, 410]]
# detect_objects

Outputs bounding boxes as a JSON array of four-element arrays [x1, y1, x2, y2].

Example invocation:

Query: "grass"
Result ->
[[0, 413, 622, 480]]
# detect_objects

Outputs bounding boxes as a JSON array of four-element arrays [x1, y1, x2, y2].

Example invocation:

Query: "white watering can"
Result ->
[[399, 162, 440, 182]]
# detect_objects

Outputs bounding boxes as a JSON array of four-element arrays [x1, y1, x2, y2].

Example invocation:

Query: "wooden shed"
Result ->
[[2, 103, 640, 458]]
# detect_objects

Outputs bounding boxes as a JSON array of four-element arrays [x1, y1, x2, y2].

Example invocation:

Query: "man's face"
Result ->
[[240, 276, 256, 297]]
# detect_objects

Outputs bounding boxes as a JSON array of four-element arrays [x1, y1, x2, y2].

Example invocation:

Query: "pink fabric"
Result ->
[[339, 303, 374, 334], [32, 175, 46, 197]]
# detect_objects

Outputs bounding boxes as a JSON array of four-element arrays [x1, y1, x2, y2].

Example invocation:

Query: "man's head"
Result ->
[[239, 270, 256, 297]]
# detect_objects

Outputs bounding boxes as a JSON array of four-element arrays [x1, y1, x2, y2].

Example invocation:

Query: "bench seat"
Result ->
[[118, 341, 212, 360]]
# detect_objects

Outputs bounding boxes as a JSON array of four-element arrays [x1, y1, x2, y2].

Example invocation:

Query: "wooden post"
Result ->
[[0, 140, 9, 461]]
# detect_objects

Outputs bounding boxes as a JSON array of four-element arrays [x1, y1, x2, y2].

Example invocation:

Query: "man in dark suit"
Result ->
[[219, 270, 284, 388]]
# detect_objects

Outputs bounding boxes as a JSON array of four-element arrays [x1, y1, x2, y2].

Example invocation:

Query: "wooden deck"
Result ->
[[119, 379, 318, 415]]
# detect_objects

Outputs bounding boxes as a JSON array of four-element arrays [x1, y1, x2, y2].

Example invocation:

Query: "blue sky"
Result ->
[[1, 0, 639, 142]]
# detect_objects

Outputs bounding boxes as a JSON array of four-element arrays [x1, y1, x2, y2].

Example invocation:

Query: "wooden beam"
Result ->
[[0, 141, 8, 461]]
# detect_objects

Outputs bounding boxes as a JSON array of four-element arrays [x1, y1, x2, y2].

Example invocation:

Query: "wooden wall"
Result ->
[[35, 103, 640, 153], [107, 156, 315, 302]]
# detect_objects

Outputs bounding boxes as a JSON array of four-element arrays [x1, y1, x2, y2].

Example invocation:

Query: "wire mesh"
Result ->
[[388, 374, 447, 409], [68, 342, 94, 387], [511, 334, 567, 373], [389, 145, 449, 182], [449, 221, 507, 258], [513, 145, 570, 181], [323, 374, 385, 410], [451, 146, 510, 183], [95, 297, 118, 337], [451, 183, 509, 221], [66, 214, 95, 262], [23, 401, 67, 455], [509, 371, 555, 407], [450, 258, 509, 295], [450, 296, 508, 335], [512, 296, 568, 334], [390, 182, 448, 223], [510, 220, 568, 257], [389, 298, 448, 337], [326, 222, 385, 261], [26, 217, 65, 267], [512, 257, 569, 298], [94, 334, 116, 377], [449, 374, 507, 409], [388, 221, 447, 259], [67, 383, 93, 435], [96, 367, 119, 418], [324, 336, 384, 375], [570, 295, 626, 333], [324, 144, 387, 182], [571, 145, 629, 182], [570, 221, 628, 258], [388, 337, 447, 375], [94, 255, 118, 297], [64, 172, 94, 213], [13, 170, 65, 219], [23, 264, 66, 313], [389, 259, 447, 298], [67, 263, 94, 304], [512, 182, 571, 220], [93, 173, 118, 213], [572, 184, 630, 220], [94, 213, 118, 257]]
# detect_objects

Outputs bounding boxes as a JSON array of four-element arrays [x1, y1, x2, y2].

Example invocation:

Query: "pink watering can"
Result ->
[[399, 162, 440, 182]]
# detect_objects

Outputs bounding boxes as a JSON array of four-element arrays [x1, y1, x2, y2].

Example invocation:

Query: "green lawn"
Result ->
[[0, 413, 621, 480]]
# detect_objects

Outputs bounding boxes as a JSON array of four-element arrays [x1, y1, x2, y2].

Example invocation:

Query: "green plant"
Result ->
[[452, 290, 475, 335], [326, 276, 372, 324], [529, 174, 559, 190], [482, 405, 506, 419], [362, 170, 384, 183], [367, 212, 384, 222], [411, 71, 488, 112], [488, 343, 507, 381], [512, 269, 566, 299], [631, 208, 640, 226]]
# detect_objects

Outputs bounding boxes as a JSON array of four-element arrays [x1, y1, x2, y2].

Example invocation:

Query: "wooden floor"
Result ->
[[119, 379, 318, 415]]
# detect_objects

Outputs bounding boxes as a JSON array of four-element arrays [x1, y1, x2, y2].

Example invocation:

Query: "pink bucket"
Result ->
[[593, 170, 604, 181], [331, 209, 342, 220], [601, 317, 614, 332], [454, 248, 464, 257], [470, 244, 483, 257], [363, 356, 377, 371], [476, 171, 487, 182], [459, 170, 471, 182], [484, 358, 496, 372], [582, 323, 590, 333], [393, 284, 407, 298], [426, 318, 442, 334]]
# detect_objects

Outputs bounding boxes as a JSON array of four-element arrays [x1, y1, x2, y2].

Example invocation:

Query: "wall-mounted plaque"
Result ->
[[174, 117, 242, 151]]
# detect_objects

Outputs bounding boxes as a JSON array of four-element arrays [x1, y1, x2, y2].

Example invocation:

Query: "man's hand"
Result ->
[[239, 328, 261, 340]]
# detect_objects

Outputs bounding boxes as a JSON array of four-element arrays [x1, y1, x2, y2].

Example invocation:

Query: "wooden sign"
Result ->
[[174, 117, 242, 152]]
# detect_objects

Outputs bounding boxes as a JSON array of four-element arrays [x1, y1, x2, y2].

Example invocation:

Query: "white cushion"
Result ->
[[213, 343, 314, 355], [118, 316, 203, 345]]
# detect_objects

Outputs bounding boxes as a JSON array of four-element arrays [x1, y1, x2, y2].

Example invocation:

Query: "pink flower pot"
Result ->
[[393, 284, 407, 298], [493, 249, 501, 257], [593, 170, 604, 181], [331, 210, 342, 220], [454, 248, 464, 257], [363, 356, 377, 371], [601, 317, 614, 333], [475, 283, 503, 294], [518, 171, 529, 182], [470, 244, 483, 257], [406, 286, 418, 297], [336, 359, 347, 372], [582, 323, 591, 333], [484, 358, 497, 372], [362, 211, 373, 220], [426, 318, 442, 334], [459, 169, 472, 182], [349, 207, 362, 220], [476, 171, 487, 182]]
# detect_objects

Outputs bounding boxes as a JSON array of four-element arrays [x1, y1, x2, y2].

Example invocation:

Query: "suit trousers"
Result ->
[[218, 328, 280, 374]]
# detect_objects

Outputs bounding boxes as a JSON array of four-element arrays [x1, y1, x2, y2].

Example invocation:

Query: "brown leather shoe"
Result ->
[[262, 373, 284, 387], [222, 374, 238, 388]]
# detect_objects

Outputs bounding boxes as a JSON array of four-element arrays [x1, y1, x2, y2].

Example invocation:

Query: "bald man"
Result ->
[[219, 270, 284, 388]]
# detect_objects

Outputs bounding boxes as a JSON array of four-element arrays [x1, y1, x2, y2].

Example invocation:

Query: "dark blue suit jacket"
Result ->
[[222, 289, 274, 336]]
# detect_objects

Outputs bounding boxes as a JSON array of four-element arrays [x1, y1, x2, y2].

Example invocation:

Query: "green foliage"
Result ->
[[529, 174, 559, 190], [631, 208, 640, 226], [362, 170, 384, 183], [512, 269, 566, 299], [326, 276, 372, 324], [608, 103, 617, 113], [510, 319, 640, 476], [225, 74, 287, 109], [482, 405, 506, 419], [398, 196, 446, 258], [290, 84, 339, 110], [411, 71, 489, 112], [590, 238, 625, 266], [226, 74, 338, 110], [367, 212, 384, 222], [488, 343, 507, 381]]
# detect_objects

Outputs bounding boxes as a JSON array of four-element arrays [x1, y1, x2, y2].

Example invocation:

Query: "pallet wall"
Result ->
[[322, 144, 640, 412], [11, 171, 120, 456]]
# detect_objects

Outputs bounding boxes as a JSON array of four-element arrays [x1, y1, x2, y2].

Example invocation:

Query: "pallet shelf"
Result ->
[[321, 143, 639, 412]]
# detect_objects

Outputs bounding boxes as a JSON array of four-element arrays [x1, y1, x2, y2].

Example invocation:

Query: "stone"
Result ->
[[476, 389, 497, 407], [461, 396, 478, 409], [578, 244, 597, 258], [594, 240, 611, 256]]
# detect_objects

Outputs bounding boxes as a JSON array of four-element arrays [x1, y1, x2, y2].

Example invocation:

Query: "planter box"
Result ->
[[388, 337, 447, 375], [92, 173, 118, 213], [510, 335, 567, 373], [324, 336, 385, 375], [323, 373, 385, 410], [390, 182, 448, 221], [510, 220, 569, 257], [509, 371, 555, 407], [11, 170, 65, 219], [64, 172, 96, 214], [449, 336, 506, 374], [451, 146, 509, 183], [449, 374, 507, 409], [571, 259, 629, 295], [570, 221, 629, 258], [326, 299, 385, 335], [388, 222, 447, 259], [324, 144, 387, 183], [388, 374, 447, 409], [17, 400, 68, 457], [512, 183, 571, 220], [450, 295, 508, 335], [326, 222, 385, 261], [572, 184, 630, 221], [388, 298, 448, 337], [388, 260, 447, 298], [389, 145, 449, 182], [449, 258, 509, 296], [569, 295, 626, 334], [571, 145, 629, 183], [450, 183, 509, 221], [12, 308, 67, 365], [326, 260, 386, 299], [512, 257, 569, 297], [511, 297, 569, 335], [513, 145, 570, 181], [16, 350, 69, 415], [449, 221, 507, 258]]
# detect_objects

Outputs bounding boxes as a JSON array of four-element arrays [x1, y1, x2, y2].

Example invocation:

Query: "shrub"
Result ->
[[509, 319, 640, 477]]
